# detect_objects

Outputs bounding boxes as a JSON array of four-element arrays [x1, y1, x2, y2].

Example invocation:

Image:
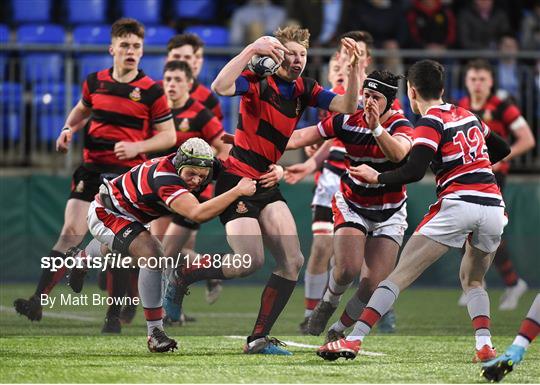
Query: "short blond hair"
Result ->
[[274, 26, 310, 49]]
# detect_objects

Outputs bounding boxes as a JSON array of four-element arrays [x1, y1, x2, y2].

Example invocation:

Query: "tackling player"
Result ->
[[85, 138, 256, 352], [13, 18, 176, 326], [171, 26, 362, 355], [458, 59, 535, 310], [285, 70, 413, 342], [316, 60, 511, 363]]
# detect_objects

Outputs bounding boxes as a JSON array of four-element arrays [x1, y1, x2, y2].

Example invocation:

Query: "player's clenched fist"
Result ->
[[56, 129, 72, 153], [236, 177, 257, 196]]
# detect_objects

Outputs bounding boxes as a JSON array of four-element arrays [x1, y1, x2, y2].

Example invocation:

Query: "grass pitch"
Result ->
[[1, 283, 538, 383]]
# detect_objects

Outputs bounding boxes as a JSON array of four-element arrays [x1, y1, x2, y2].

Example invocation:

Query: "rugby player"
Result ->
[[482, 293, 540, 382], [317, 60, 511, 362], [170, 26, 362, 355], [166, 33, 223, 121], [13, 18, 176, 326], [285, 70, 414, 342], [287, 31, 373, 335], [85, 138, 256, 352], [458, 59, 535, 310]]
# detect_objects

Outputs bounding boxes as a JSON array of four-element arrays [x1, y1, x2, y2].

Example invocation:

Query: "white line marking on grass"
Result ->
[[190, 312, 257, 318], [226, 335, 385, 356], [0, 305, 98, 322]]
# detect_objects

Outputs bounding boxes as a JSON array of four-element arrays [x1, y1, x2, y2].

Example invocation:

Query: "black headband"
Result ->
[[363, 77, 398, 114]]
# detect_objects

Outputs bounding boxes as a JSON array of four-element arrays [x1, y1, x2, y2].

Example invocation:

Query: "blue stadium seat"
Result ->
[[78, 54, 112, 80], [121, 0, 162, 25], [39, 113, 66, 142], [0, 82, 24, 141], [145, 25, 175, 46], [17, 24, 65, 44], [17, 24, 65, 82], [33, 83, 67, 141], [67, 0, 107, 24], [0, 25, 9, 79], [175, 0, 216, 21], [12, 0, 51, 23], [73, 25, 110, 45], [184, 26, 228, 46], [140, 55, 166, 80], [0, 24, 8, 43]]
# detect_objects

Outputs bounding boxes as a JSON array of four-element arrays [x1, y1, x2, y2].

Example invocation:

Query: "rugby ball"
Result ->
[[248, 36, 283, 77]]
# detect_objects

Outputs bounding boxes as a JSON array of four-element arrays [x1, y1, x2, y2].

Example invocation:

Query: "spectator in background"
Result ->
[[339, 0, 407, 48], [521, 0, 540, 51], [229, 0, 287, 46], [458, 0, 511, 49], [497, 34, 521, 102], [286, 0, 344, 46], [407, 0, 456, 50]]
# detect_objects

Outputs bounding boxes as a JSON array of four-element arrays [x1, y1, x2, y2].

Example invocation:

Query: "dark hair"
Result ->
[[338, 30, 374, 57], [167, 33, 204, 53], [367, 70, 403, 87], [407, 59, 445, 100], [163, 60, 193, 80], [465, 59, 494, 77], [111, 18, 145, 39]]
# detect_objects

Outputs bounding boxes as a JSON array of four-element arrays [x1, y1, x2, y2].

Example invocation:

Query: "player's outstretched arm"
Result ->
[[286, 125, 324, 150], [171, 177, 256, 223], [328, 37, 361, 114], [212, 36, 290, 96], [114, 119, 176, 160], [284, 141, 332, 184], [485, 130, 511, 164], [56, 100, 91, 152], [350, 145, 435, 185], [506, 120, 535, 161]]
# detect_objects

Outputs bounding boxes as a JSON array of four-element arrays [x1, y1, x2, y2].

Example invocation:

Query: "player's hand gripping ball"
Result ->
[[248, 36, 283, 77]]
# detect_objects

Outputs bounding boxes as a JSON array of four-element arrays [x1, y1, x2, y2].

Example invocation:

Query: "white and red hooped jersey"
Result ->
[[102, 154, 190, 224], [318, 109, 414, 222], [412, 103, 503, 207]]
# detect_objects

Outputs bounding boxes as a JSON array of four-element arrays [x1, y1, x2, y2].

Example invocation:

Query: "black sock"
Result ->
[[34, 250, 66, 297], [106, 267, 130, 318], [249, 274, 297, 340], [185, 255, 227, 285]]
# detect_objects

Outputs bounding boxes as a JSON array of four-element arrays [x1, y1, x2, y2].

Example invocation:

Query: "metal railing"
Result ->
[[1, 44, 539, 172]]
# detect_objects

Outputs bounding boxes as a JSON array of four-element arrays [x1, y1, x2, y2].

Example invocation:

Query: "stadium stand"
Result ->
[[12, 0, 51, 24], [67, 0, 107, 25], [120, 0, 161, 25], [175, 0, 216, 21]]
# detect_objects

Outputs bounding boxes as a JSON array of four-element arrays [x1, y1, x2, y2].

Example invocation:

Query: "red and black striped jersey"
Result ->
[[225, 71, 331, 179], [154, 97, 223, 153], [413, 103, 503, 206], [190, 80, 223, 121], [458, 95, 524, 174], [319, 109, 414, 222], [102, 154, 190, 223], [82, 68, 172, 168]]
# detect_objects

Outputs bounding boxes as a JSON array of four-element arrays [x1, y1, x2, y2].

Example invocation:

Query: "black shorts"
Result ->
[[69, 164, 128, 202], [214, 171, 286, 225], [312, 205, 333, 224]]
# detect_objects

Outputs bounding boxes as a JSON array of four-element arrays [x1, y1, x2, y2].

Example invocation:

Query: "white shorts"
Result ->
[[416, 199, 507, 253], [87, 200, 149, 255], [311, 167, 341, 208], [332, 191, 408, 246]]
